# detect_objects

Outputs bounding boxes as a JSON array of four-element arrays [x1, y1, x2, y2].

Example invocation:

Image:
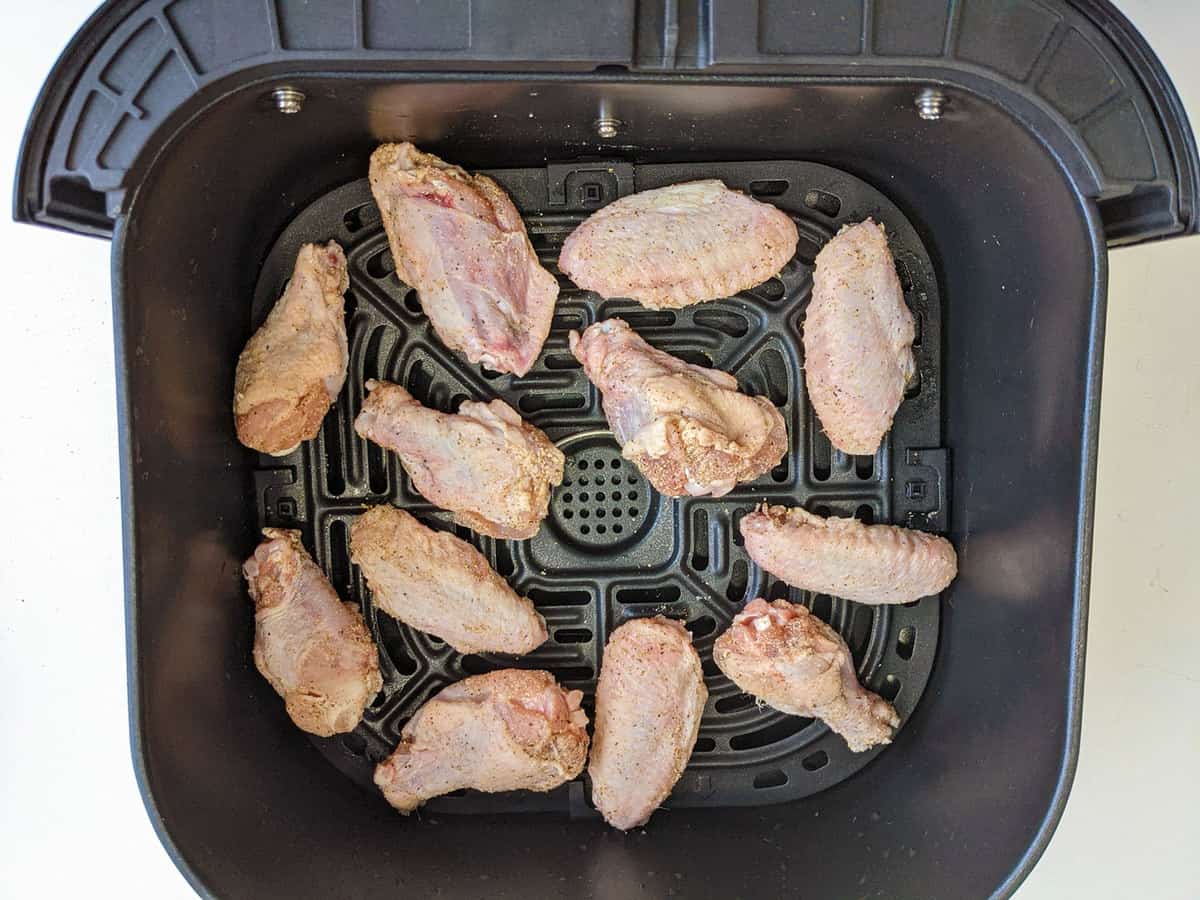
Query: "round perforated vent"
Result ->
[[550, 433, 654, 549]]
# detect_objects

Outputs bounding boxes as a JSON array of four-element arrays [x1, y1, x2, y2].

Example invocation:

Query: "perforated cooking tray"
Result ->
[[251, 159, 948, 814]]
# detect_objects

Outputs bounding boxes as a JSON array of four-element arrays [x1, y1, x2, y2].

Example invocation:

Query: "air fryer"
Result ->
[[15, 1, 1198, 898]]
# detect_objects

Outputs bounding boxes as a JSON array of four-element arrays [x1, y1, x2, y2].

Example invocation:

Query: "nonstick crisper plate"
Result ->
[[251, 159, 948, 816]]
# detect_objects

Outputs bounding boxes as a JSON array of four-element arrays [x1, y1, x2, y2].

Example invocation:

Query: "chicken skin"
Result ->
[[234, 241, 349, 455], [804, 219, 916, 455], [369, 143, 558, 376], [570, 319, 786, 497], [558, 180, 798, 309], [714, 599, 898, 752], [354, 379, 565, 539], [588, 617, 707, 830], [349, 505, 547, 654], [741, 503, 957, 605], [243, 529, 381, 736], [374, 670, 589, 813]]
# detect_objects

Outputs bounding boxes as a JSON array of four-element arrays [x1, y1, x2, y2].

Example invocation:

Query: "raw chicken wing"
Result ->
[[234, 241, 349, 454], [243, 528, 381, 736], [742, 503, 957, 605], [804, 219, 915, 455], [354, 379, 565, 539], [714, 598, 898, 752], [369, 143, 558, 376], [570, 318, 786, 496], [349, 505, 547, 654], [559, 180, 798, 309], [374, 669, 588, 813], [589, 617, 707, 830]]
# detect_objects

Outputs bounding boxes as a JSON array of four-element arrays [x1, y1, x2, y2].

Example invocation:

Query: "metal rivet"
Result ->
[[594, 117, 622, 139], [272, 86, 306, 115], [914, 87, 945, 121]]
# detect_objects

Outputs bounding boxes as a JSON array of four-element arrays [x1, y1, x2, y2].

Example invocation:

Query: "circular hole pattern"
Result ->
[[553, 449, 654, 546]]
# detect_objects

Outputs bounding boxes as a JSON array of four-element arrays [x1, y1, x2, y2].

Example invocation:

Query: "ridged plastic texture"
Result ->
[[252, 159, 947, 815], [18, 0, 1198, 245]]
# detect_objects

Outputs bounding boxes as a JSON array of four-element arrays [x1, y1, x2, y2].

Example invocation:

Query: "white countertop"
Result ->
[[1, 2, 1196, 897]]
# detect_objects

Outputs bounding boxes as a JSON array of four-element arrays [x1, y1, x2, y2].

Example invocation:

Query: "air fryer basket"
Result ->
[[16, 1, 1199, 898], [258, 161, 943, 811]]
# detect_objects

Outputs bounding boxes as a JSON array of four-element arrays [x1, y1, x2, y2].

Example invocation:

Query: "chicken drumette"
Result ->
[[714, 598, 897, 752], [243, 529, 381, 736], [233, 241, 349, 455], [570, 318, 786, 497]]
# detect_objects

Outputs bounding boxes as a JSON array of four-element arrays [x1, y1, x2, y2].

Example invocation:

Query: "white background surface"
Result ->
[[1, 2, 1197, 897]]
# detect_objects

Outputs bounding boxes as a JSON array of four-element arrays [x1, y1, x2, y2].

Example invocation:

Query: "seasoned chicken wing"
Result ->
[[714, 598, 898, 752], [354, 379, 565, 539], [243, 529, 381, 736], [805, 219, 916, 455], [374, 669, 588, 813], [349, 505, 547, 654], [559, 180, 798, 309], [570, 319, 786, 496], [369, 143, 558, 376], [741, 504, 957, 605], [234, 241, 349, 455], [589, 617, 707, 830]]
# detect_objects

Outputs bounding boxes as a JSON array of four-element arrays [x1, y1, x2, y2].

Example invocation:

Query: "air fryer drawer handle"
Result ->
[[13, 0, 1199, 246]]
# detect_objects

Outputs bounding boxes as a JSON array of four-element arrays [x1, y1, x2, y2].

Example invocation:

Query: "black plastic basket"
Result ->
[[15, 2, 1198, 897]]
